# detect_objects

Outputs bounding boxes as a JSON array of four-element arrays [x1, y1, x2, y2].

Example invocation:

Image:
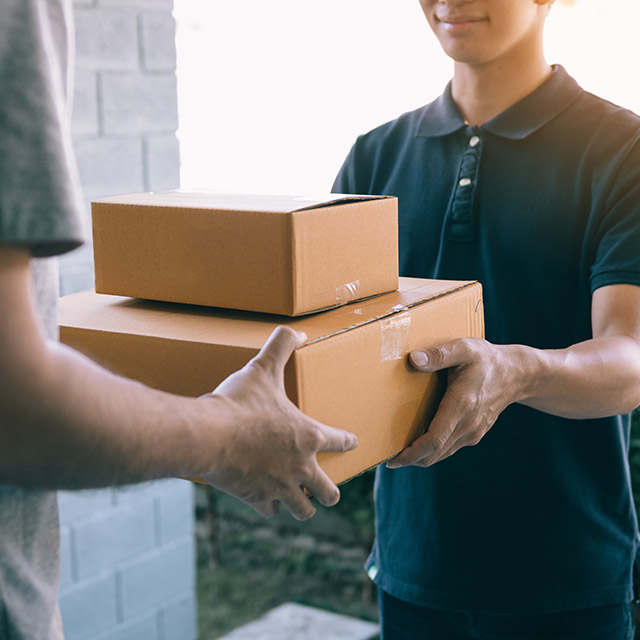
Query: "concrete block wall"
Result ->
[[58, 480, 197, 640], [58, 2, 196, 638], [59, 0, 180, 296]]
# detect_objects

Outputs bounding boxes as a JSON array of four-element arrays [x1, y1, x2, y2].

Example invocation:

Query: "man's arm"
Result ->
[[0, 246, 356, 520], [387, 283, 640, 468]]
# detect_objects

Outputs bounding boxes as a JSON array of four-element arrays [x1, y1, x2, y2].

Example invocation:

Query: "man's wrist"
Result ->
[[506, 343, 554, 405]]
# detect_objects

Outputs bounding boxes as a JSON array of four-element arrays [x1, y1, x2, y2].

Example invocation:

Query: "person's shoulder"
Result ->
[[573, 89, 640, 135], [353, 103, 431, 152]]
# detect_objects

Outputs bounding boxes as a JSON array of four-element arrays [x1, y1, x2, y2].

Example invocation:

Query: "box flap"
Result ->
[[93, 190, 393, 214], [58, 278, 478, 350]]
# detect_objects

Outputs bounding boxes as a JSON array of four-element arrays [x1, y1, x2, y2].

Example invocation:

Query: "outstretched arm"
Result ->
[[0, 246, 357, 520], [388, 283, 640, 468]]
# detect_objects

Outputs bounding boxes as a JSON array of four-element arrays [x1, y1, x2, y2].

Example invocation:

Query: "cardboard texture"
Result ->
[[91, 191, 399, 316], [58, 278, 484, 485]]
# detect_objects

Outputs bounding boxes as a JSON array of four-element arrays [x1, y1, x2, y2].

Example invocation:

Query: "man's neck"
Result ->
[[451, 52, 552, 126]]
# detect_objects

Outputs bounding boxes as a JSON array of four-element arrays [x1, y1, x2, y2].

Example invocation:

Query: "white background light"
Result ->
[[174, 0, 640, 195]]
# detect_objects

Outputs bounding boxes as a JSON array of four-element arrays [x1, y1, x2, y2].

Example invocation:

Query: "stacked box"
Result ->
[[59, 191, 484, 484], [91, 191, 399, 316]]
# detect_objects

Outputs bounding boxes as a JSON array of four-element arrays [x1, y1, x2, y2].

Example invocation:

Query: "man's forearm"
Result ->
[[390, 332, 640, 469], [518, 335, 640, 419], [0, 338, 227, 489], [0, 241, 355, 520]]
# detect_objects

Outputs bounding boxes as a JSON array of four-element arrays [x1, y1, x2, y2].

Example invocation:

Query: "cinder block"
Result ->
[[74, 8, 139, 71], [73, 499, 156, 579], [113, 479, 179, 506], [145, 134, 180, 192], [119, 538, 195, 619], [59, 526, 74, 588], [59, 572, 118, 640], [96, 611, 159, 640], [59, 266, 95, 297], [72, 71, 100, 135], [156, 480, 194, 544], [161, 594, 197, 640], [140, 12, 177, 71], [102, 73, 178, 135], [58, 489, 114, 523], [58, 242, 95, 296], [73, 137, 145, 198]]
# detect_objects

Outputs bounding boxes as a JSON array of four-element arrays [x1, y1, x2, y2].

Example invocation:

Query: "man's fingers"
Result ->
[[315, 422, 358, 453], [251, 499, 280, 519], [253, 326, 306, 377], [279, 488, 317, 521], [409, 338, 475, 373], [386, 395, 460, 467], [303, 466, 341, 508], [386, 432, 439, 468]]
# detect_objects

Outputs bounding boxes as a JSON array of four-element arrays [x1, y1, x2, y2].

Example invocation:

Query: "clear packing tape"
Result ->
[[380, 308, 411, 362], [335, 280, 361, 305]]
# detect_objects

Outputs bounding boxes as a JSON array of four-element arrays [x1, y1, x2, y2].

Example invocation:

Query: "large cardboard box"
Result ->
[[92, 191, 399, 316], [58, 278, 484, 485]]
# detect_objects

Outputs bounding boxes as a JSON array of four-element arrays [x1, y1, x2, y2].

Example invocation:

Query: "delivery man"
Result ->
[[0, 2, 356, 638], [333, 0, 640, 638]]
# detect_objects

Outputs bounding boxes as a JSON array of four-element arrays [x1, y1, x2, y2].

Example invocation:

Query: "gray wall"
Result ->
[[58, 481, 196, 640], [58, 2, 196, 638], [59, 0, 180, 296]]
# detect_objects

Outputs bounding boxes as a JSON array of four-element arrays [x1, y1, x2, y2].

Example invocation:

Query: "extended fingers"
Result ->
[[386, 394, 462, 468], [279, 486, 318, 521], [388, 410, 494, 469], [409, 337, 481, 373], [251, 499, 280, 519], [302, 465, 342, 508], [314, 422, 358, 453], [386, 431, 444, 468], [253, 326, 306, 378], [279, 469, 342, 521]]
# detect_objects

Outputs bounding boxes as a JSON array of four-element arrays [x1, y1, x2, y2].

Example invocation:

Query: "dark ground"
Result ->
[[195, 482, 378, 639]]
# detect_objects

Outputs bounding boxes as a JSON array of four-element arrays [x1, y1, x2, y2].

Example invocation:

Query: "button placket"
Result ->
[[446, 129, 482, 242]]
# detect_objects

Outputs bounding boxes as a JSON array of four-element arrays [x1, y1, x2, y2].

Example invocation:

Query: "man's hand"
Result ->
[[387, 285, 640, 470], [200, 326, 358, 521], [387, 337, 527, 468]]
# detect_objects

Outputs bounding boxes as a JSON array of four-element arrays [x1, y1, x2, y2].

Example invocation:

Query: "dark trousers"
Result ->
[[378, 589, 635, 640]]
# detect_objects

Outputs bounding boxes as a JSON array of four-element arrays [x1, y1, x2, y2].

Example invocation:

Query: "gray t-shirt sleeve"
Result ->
[[0, 0, 85, 257]]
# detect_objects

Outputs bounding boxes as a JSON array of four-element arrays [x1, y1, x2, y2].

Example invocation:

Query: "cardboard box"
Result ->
[[58, 278, 484, 485], [91, 191, 399, 316]]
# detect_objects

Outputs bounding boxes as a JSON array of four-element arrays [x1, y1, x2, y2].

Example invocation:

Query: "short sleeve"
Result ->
[[331, 141, 360, 195], [589, 134, 640, 293], [0, 0, 85, 257]]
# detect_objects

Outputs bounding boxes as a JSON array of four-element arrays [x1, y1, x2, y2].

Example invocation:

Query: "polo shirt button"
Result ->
[[459, 177, 472, 187], [469, 136, 480, 147]]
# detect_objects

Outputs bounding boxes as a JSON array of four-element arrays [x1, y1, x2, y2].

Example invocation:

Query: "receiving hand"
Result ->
[[200, 326, 358, 520]]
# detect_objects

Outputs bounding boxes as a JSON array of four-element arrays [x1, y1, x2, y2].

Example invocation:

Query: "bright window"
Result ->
[[174, 0, 640, 195]]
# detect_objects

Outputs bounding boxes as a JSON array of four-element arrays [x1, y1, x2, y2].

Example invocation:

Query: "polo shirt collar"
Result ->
[[415, 65, 583, 140]]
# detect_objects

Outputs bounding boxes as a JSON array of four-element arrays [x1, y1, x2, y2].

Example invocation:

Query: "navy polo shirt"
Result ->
[[333, 66, 640, 613]]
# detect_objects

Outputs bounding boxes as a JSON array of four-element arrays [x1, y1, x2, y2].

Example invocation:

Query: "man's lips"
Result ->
[[435, 14, 486, 33], [436, 15, 486, 25]]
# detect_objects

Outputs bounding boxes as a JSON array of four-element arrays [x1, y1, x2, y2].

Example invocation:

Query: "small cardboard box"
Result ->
[[91, 191, 399, 316], [58, 278, 484, 485]]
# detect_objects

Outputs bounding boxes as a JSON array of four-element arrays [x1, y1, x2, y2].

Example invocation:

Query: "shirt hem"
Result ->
[[366, 559, 633, 614]]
